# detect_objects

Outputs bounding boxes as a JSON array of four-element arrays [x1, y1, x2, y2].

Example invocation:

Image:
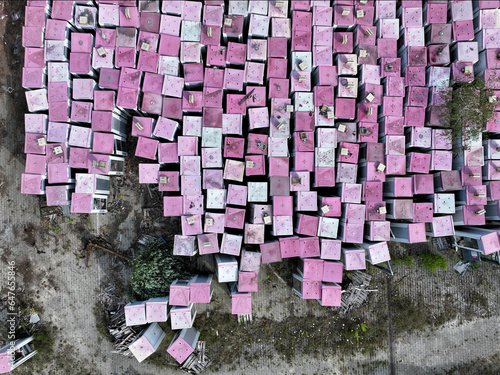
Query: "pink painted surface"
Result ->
[[231, 293, 252, 315], [169, 283, 190, 306], [302, 259, 324, 281], [320, 284, 341, 307], [238, 272, 259, 292], [480, 232, 500, 255], [413, 175, 435, 195], [190, 278, 212, 304], [344, 249, 366, 271], [300, 237, 320, 258], [167, 336, 195, 364], [280, 236, 300, 258], [219, 233, 242, 256], [124, 303, 146, 326], [260, 242, 282, 264]]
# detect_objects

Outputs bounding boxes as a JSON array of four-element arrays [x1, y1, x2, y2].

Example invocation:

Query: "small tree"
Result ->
[[438, 78, 496, 151], [419, 252, 448, 273], [127, 240, 191, 301]]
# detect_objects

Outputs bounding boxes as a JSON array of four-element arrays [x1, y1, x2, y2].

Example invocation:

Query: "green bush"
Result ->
[[127, 240, 191, 301], [33, 325, 54, 356], [419, 252, 448, 273], [438, 78, 496, 151], [392, 254, 415, 267]]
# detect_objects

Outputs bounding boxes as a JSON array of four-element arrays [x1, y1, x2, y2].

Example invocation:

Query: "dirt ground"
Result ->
[[1, 1, 500, 375]]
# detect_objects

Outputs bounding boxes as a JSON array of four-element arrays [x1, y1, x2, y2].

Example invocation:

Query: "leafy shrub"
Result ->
[[127, 240, 191, 300], [419, 252, 448, 273], [33, 325, 54, 355], [392, 254, 415, 267], [438, 78, 496, 151]]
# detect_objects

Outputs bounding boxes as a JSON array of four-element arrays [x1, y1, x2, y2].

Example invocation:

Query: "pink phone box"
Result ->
[[158, 143, 179, 163], [116, 87, 139, 110], [180, 176, 202, 196], [115, 47, 136, 68], [160, 77, 183, 100], [141, 92, 163, 115], [335, 98, 356, 119], [292, 29, 312, 51], [320, 239, 342, 260], [162, 97, 182, 120], [430, 150, 453, 171], [260, 242, 282, 264], [197, 233, 219, 255], [244, 155, 265, 176], [25, 153, 47, 175], [452, 62, 475, 83], [365, 220, 391, 241], [278, 237, 299, 259], [204, 67, 224, 89], [238, 272, 259, 293], [22, 67, 45, 89], [338, 142, 360, 164], [21, 174, 45, 195], [384, 155, 405, 175], [46, 122, 69, 145], [69, 148, 89, 169], [272, 215, 293, 237], [343, 249, 366, 271], [300, 257, 324, 281], [231, 293, 252, 315], [25, 47, 45, 69], [163, 196, 184, 217], [296, 191, 318, 212], [270, 17, 291, 38], [363, 181, 383, 202], [247, 39, 267, 61], [219, 233, 242, 256], [154, 117, 179, 142], [357, 122, 378, 143], [158, 171, 179, 192], [377, 39, 398, 60], [412, 202, 433, 223], [203, 212, 225, 234], [202, 87, 222, 108], [333, 31, 354, 54], [365, 201, 387, 221], [50, 0, 73, 21], [222, 137, 244, 159], [98, 68, 120, 91], [407, 153, 431, 174], [157, 35, 180, 58], [182, 91, 203, 113], [141, 73, 163, 95], [313, 25, 333, 47], [202, 148, 222, 169], [294, 152, 314, 172], [97, 3, 119, 26], [295, 214, 320, 237], [244, 224, 265, 245], [317, 217, 340, 239], [267, 37, 288, 59], [135, 136, 158, 160], [69, 52, 92, 75], [70, 32, 93, 54], [69, 101, 92, 123], [23, 26, 45, 48], [45, 18, 67, 41], [181, 214, 203, 236], [313, 46, 333, 67], [226, 184, 248, 207], [384, 76, 405, 98], [336, 163, 358, 184], [225, 207, 246, 230], [206, 45, 226, 67], [203, 169, 223, 190]]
